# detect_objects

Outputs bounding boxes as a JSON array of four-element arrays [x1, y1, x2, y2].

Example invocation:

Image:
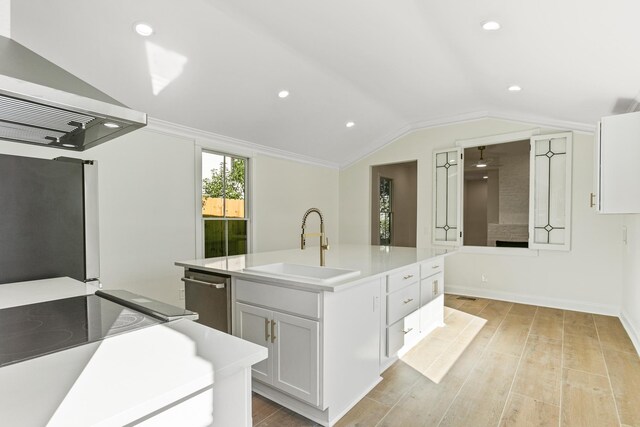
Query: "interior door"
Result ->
[[235, 303, 271, 383], [271, 311, 320, 406]]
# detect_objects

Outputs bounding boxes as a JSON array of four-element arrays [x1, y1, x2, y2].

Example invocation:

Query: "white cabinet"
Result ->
[[233, 277, 381, 426], [235, 302, 320, 406], [383, 257, 445, 358], [235, 303, 272, 383], [595, 111, 640, 213], [271, 311, 319, 405]]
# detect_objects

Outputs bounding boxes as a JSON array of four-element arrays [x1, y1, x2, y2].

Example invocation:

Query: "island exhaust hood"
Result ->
[[0, 36, 147, 151]]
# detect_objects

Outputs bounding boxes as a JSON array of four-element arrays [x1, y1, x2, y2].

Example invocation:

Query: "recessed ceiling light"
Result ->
[[62, 144, 75, 148], [103, 122, 120, 128], [483, 176, 488, 179], [134, 22, 154, 37], [278, 90, 289, 98], [508, 85, 522, 92], [482, 21, 501, 31], [346, 121, 355, 128]]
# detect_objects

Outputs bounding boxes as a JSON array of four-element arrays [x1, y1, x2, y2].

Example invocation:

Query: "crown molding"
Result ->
[[146, 117, 340, 170], [145, 111, 595, 172], [338, 111, 596, 169], [488, 111, 596, 134]]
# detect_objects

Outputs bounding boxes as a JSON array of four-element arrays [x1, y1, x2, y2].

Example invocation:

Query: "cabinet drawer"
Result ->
[[421, 257, 443, 279], [235, 279, 320, 319], [420, 272, 444, 306], [387, 265, 420, 293], [386, 282, 419, 325], [387, 313, 420, 356]]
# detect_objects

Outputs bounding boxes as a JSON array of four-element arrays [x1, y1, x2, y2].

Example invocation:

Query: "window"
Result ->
[[201, 151, 249, 258], [379, 176, 392, 245], [432, 131, 573, 251], [463, 141, 530, 248]]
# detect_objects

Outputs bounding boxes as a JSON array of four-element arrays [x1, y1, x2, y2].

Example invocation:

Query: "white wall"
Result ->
[[622, 215, 640, 353], [339, 118, 624, 314], [0, 129, 196, 307], [252, 155, 339, 252], [0, 125, 339, 307], [0, 0, 10, 37]]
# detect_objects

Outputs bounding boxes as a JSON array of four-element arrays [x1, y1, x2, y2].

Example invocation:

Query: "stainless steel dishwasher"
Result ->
[[181, 268, 231, 333]]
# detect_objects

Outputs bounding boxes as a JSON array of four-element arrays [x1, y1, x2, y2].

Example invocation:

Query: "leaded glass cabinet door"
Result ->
[[529, 132, 573, 251], [433, 148, 462, 245]]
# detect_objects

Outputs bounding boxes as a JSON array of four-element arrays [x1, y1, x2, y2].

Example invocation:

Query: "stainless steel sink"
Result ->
[[243, 263, 360, 284]]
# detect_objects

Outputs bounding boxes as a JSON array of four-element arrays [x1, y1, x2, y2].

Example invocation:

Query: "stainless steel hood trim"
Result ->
[[0, 36, 147, 150], [0, 74, 147, 125]]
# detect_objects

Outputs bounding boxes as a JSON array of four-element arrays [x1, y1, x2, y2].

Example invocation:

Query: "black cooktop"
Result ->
[[0, 295, 164, 368]]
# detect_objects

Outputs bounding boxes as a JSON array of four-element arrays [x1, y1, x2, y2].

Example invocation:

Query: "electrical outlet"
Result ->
[[481, 274, 488, 283], [179, 289, 185, 300], [623, 226, 628, 245]]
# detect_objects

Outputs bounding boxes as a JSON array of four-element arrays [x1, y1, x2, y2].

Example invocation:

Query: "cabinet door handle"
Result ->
[[433, 280, 439, 296], [403, 298, 414, 304], [432, 265, 440, 269], [264, 318, 270, 342], [270, 320, 276, 343], [590, 192, 596, 208], [403, 328, 413, 335], [403, 274, 414, 280]]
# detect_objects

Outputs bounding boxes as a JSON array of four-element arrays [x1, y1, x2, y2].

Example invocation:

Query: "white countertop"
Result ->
[[0, 277, 99, 309], [176, 244, 455, 291], [0, 278, 267, 427]]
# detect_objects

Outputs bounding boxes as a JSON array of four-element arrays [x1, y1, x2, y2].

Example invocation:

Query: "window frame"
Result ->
[[196, 145, 252, 259], [431, 128, 574, 253]]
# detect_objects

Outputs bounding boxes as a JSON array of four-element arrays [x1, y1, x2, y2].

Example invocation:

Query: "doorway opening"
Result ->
[[371, 161, 417, 247]]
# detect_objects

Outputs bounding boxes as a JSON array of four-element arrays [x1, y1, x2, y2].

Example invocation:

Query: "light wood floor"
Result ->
[[251, 294, 640, 427]]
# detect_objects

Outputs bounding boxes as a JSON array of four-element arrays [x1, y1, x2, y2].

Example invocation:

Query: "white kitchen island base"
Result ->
[[177, 244, 454, 426]]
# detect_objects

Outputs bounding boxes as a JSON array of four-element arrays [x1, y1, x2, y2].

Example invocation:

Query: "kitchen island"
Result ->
[[0, 277, 267, 427], [176, 244, 454, 426]]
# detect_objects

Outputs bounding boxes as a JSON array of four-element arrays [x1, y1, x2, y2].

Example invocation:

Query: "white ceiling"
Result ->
[[9, 0, 640, 167]]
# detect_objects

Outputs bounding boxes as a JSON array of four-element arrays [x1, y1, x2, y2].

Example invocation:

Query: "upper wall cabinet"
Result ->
[[595, 111, 640, 214]]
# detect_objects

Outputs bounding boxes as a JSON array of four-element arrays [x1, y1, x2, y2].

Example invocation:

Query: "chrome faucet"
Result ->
[[300, 208, 329, 266]]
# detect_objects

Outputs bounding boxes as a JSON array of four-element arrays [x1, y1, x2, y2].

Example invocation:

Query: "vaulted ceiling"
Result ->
[[9, 0, 640, 167]]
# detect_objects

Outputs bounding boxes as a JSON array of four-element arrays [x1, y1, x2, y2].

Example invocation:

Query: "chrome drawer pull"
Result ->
[[403, 328, 413, 335], [403, 274, 414, 280], [403, 298, 414, 304], [432, 265, 440, 269]]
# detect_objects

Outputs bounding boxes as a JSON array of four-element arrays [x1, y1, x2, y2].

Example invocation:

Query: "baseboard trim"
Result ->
[[620, 310, 640, 357], [445, 284, 619, 316], [327, 377, 383, 426], [253, 376, 383, 427]]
